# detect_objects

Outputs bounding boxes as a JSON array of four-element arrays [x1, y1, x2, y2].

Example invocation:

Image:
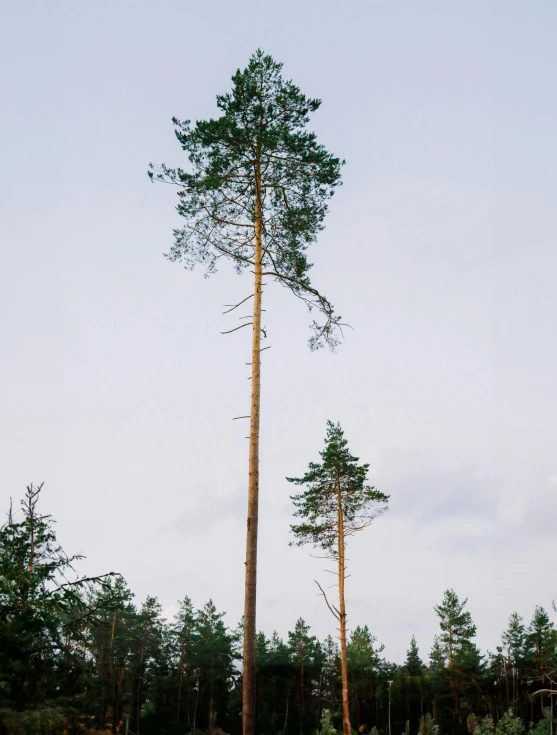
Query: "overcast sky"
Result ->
[[1, 0, 556, 663]]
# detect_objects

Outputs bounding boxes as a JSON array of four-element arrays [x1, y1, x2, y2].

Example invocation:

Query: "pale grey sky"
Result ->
[[1, 0, 556, 662]]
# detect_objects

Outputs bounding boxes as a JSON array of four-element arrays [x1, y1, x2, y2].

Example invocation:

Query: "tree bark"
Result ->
[[242, 155, 263, 735], [193, 674, 199, 735], [299, 661, 306, 735], [177, 653, 183, 722], [337, 472, 351, 735], [209, 680, 216, 735]]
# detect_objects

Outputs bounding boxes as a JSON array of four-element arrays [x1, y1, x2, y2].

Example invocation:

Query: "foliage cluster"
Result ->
[[2, 488, 557, 735]]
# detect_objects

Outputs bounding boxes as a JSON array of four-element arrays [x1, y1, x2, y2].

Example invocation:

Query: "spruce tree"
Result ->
[[288, 618, 319, 735], [403, 637, 424, 734], [173, 596, 198, 726], [288, 421, 388, 735], [347, 626, 385, 731], [149, 50, 344, 735], [196, 600, 237, 735], [527, 607, 556, 675], [502, 613, 528, 668], [405, 636, 423, 677]]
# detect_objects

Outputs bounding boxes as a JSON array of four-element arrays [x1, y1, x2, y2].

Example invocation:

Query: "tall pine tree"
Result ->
[[288, 421, 388, 735], [149, 50, 344, 735]]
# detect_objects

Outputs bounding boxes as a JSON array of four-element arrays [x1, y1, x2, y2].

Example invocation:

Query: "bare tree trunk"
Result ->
[[193, 674, 200, 735], [336, 473, 351, 735], [112, 667, 123, 734], [177, 654, 183, 722], [109, 612, 118, 734], [504, 658, 510, 712], [209, 680, 216, 735], [242, 156, 263, 735], [299, 662, 305, 735], [135, 640, 145, 735]]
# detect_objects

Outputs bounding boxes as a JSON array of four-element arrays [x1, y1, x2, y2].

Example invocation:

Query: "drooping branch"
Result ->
[[223, 294, 254, 313], [315, 580, 340, 622]]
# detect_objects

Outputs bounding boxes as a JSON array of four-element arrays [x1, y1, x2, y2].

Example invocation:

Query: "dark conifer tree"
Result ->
[[288, 618, 319, 735], [403, 637, 424, 734], [434, 590, 479, 726]]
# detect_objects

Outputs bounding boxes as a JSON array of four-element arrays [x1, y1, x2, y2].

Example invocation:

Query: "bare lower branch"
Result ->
[[221, 322, 253, 335], [232, 416, 250, 420], [315, 580, 340, 621], [531, 690, 557, 696], [223, 294, 254, 314]]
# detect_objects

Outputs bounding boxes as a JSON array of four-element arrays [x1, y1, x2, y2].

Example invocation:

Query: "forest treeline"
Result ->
[[1, 485, 556, 735]]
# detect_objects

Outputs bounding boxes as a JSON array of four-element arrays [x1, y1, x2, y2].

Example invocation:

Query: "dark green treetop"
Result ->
[[527, 606, 556, 671], [196, 599, 238, 685], [502, 612, 529, 667], [434, 589, 477, 666], [149, 49, 344, 349], [405, 635, 424, 676], [287, 618, 318, 667], [288, 421, 389, 554], [0, 484, 115, 711], [429, 635, 446, 670], [347, 625, 385, 676]]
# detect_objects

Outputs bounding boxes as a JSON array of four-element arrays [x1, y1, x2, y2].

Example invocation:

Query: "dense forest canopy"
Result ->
[[1, 487, 556, 735]]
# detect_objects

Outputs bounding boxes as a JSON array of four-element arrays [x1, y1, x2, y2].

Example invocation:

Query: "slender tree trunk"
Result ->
[[242, 155, 263, 735], [336, 472, 351, 735], [388, 681, 392, 735], [209, 680, 215, 735], [299, 662, 305, 735], [177, 652, 184, 722], [112, 667, 123, 734], [284, 688, 290, 735], [109, 612, 117, 734], [135, 640, 145, 735], [193, 674, 200, 735], [504, 658, 510, 712]]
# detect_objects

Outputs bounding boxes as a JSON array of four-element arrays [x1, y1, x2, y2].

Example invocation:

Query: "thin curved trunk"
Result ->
[[337, 472, 351, 735], [242, 154, 263, 735]]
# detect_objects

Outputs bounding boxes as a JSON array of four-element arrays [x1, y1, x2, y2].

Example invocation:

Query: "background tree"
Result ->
[[502, 614, 529, 717], [434, 589, 478, 725], [0, 485, 116, 733], [149, 49, 344, 735], [402, 636, 424, 735], [287, 618, 319, 735], [195, 600, 238, 735], [129, 596, 165, 735], [347, 625, 385, 731], [3, 487, 557, 735], [288, 421, 389, 735], [172, 596, 198, 729]]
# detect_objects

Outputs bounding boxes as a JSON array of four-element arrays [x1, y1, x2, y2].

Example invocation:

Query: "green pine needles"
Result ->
[[288, 421, 388, 735], [288, 421, 389, 553], [149, 49, 344, 349], [150, 50, 346, 735]]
